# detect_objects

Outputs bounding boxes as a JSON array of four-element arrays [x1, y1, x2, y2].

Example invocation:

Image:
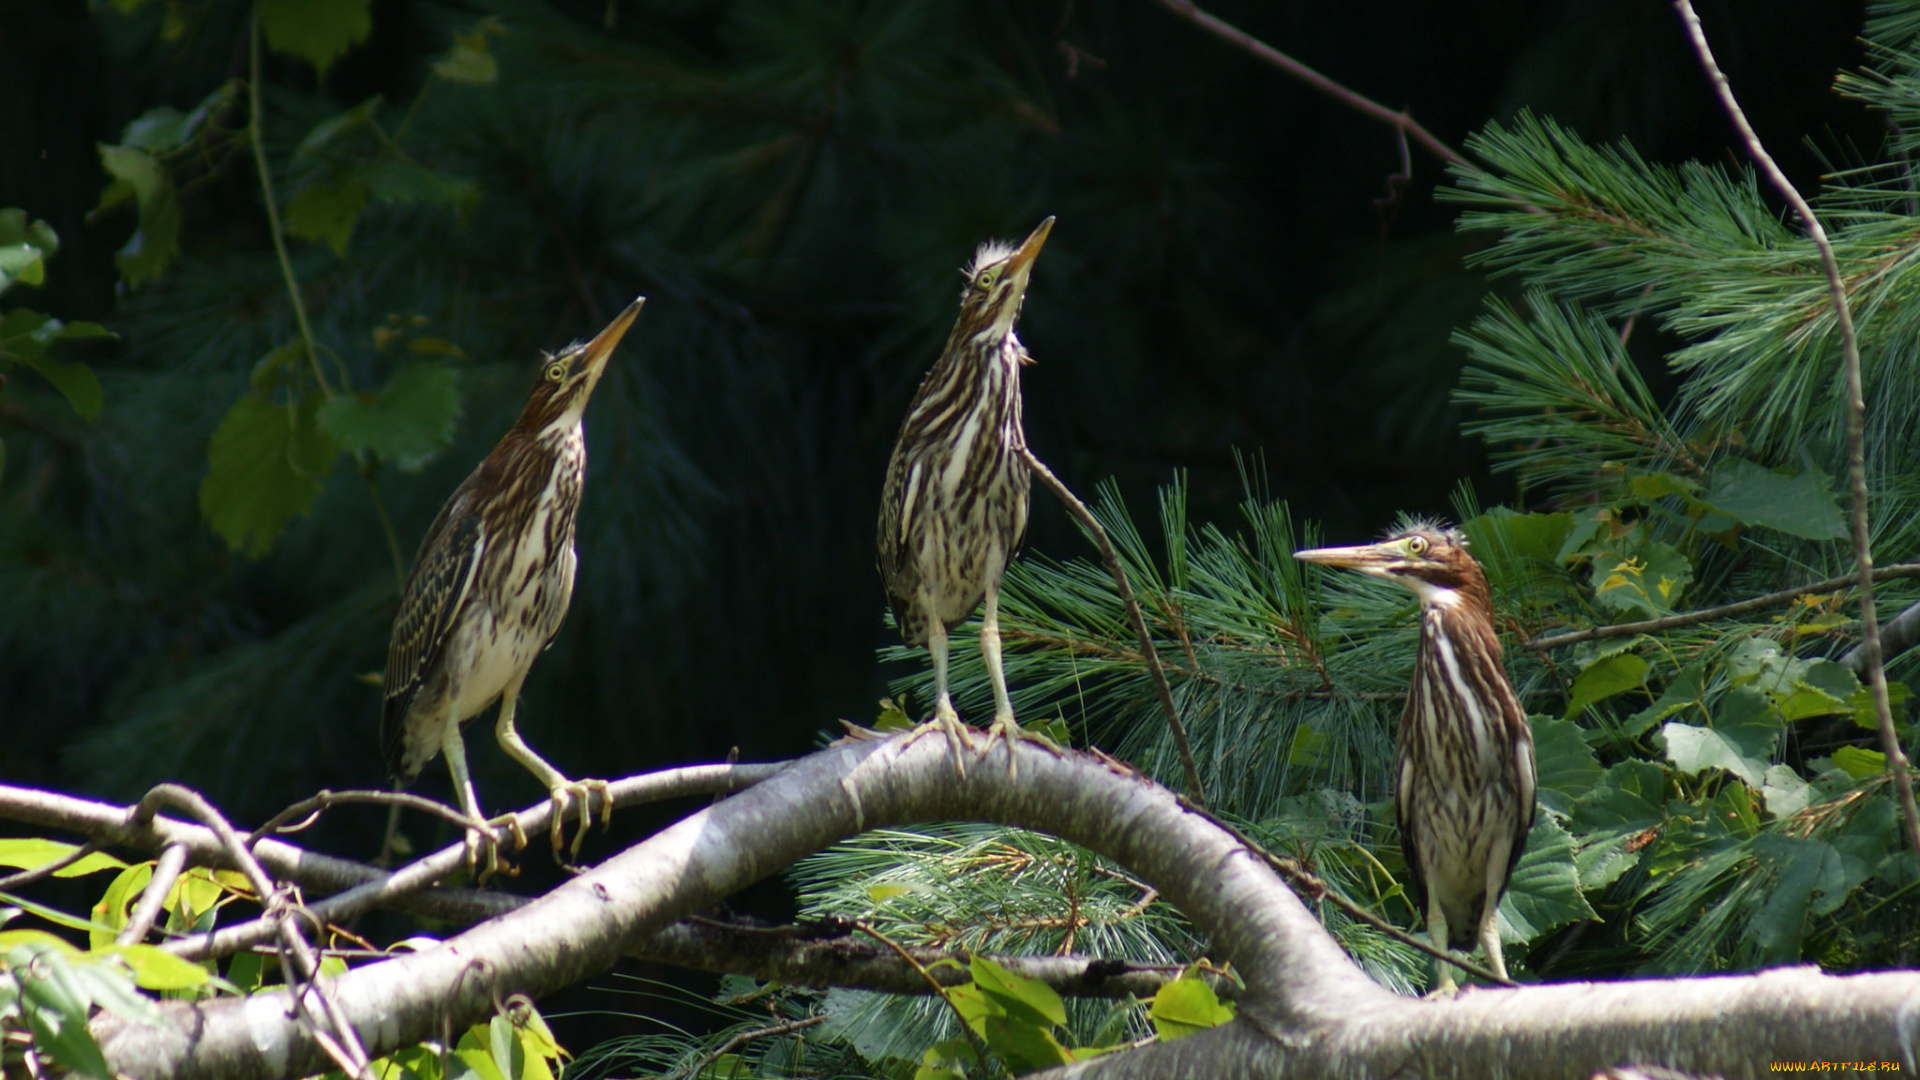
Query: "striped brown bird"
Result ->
[[1294, 524, 1536, 994], [878, 217, 1053, 759], [383, 297, 644, 875]]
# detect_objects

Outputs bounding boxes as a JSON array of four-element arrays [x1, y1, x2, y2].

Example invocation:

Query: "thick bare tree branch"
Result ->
[[49, 737, 1920, 1080]]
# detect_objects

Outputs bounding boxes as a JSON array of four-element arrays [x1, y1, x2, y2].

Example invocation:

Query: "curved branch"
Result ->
[[81, 738, 1920, 1080], [1525, 562, 1920, 650]]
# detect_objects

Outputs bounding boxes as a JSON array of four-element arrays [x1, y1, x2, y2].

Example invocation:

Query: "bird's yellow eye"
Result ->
[[977, 268, 998, 289], [1406, 534, 1429, 556], [546, 361, 567, 382]]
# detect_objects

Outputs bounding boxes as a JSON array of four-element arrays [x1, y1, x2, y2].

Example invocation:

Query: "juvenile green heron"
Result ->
[[1294, 524, 1536, 993], [382, 297, 645, 874], [878, 217, 1053, 759]]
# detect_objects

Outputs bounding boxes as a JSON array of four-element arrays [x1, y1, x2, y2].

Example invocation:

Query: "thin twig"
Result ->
[[852, 921, 997, 1071], [1675, 0, 1920, 857], [135, 785, 374, 1079], [1526, 563, 1920, 650], [1176, 795, 1514, 988], [166, 762, 786, 962], [673, 1015, 826, 1080], [0, 841, 103, 892], [1144, 0, 1468, 168], [116, 843, 190, 947], [251, 789, 498, 846], [1020, 446, 1207, 805]]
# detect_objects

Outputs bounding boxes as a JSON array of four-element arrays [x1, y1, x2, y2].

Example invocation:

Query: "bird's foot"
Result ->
[[547, 778, 611, 867], [465, 814, 527, 882], [901, 706, 977, 776], [1422, 973, 1461, 1000], [980, 717, 1063, 778]]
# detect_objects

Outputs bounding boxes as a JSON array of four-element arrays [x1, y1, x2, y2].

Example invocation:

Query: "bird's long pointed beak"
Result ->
[[1005, 216, 1055, 280], [1294, 540, 1401, 569], [581, 296, 646, 374]]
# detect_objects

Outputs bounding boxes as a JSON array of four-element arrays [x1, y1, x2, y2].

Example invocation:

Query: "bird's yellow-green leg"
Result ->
[[901, 607, 976, 773], [494, 680, 609, 863], [1425, 902, 1459, 998], [441, 710, 521, 880], [978, 580, 1060, 776], [1478, 835, 1514, 984]]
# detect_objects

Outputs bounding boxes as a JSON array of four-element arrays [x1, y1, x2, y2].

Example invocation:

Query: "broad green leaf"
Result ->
[[1564, 652, 1648, 719], [295, 96, 384, 159], [166, 869, 227, 924], [226, 949, 263, 993], [1705, 458, 1846, 541], [1748, 834, 1847, 961], [23, 997, 113, 1080], [92, 862, 153, 949], [1759, 764, 1811, 817], [0, 840, 126, 878], [865, 883, 913, 903], [0, 930, 79, 955], [1661, 721, 1765, 787], [1830, 745, 1886, 781], [454, 1026, 507, 1080], [94, 144, 180, 285], [72, 962, 167, 1025], [1590, 541, 1691, 619], [434, 23, 500, 84], [1149, 976, 1234, 1040], [981, 1015, 1072, 1072], [0, 208, 57, 295], [1713, 688, 1785, 764], [1499, 814, 1596, 941], [107, 944, 214, 990], [315, 362, 461, 470], [1626, 663, 1706, 737], [1570, 760, 1666, 837], [285, 175, 369, 257], [1462, 509, 1574, 589], [11, 352, 104, 419], [970, 954, 1066, 1028], [258, 0, 372, 73], [1628, 472, 1699, 501], [199, 391, 339, 556], [1529, 715, 1604, 816], [489, 1014, 522, 1080], [1848, 681, 1911, 730], [117, 83, 236, 153], [364, 159, 480, 216], [692, 1053, 752, 1079], [944, 982, 1000, 1033], [1573, 830, 1638, 891], [874, 698, 913, 731]]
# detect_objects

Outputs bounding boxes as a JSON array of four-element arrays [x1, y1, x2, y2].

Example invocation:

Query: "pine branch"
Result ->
[[1674, 0, 1920, 857]]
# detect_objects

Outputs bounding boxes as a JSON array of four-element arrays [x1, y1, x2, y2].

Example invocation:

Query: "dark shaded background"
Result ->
[[0, 0, 1877, 1057]]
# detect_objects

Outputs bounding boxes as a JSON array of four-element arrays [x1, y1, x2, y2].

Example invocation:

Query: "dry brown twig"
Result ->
[[1020, 445, 1207, 805]]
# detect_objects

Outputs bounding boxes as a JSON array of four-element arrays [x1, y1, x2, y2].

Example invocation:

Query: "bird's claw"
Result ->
[[901, 707, 976, 777], [464, 814, 525, 882], [980, 718, 1063, 778], [548, 778, 611, 867]]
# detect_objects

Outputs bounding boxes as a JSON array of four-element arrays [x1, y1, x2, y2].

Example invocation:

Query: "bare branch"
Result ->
[[116, 842, 189, 947], [1674, 0, 1920, 857], [1021, 446, 1208, 805], [1525, 562, 1920, 650], [1142, 0, 1468, 168]]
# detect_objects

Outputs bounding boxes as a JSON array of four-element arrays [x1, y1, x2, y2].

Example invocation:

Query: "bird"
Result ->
[[381, 296, 644, 876], [877, 217, 1055, 763], [1293, 523, 1536, 994]]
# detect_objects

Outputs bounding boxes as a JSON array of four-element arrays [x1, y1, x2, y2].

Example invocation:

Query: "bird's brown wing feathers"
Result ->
[[381, 501, 485, 780]]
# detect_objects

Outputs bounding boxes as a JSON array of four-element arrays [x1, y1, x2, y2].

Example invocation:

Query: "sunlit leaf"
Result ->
[[0, 840, 127, 878], [970, 954, 1066, 1028], [1148, 975, 1234, 1040]]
